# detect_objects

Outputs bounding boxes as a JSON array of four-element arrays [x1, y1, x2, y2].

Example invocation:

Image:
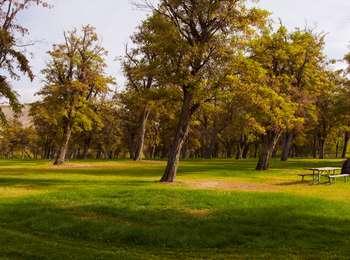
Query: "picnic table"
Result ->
[[307, 167, 341, 184]]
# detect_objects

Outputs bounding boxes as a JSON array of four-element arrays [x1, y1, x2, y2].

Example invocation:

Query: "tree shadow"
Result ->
[[0, 177, 70, 188], [0, 190, 350, 258]]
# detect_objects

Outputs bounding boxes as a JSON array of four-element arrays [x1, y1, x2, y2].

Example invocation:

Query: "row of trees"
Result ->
[[1, 0, 350, 183]]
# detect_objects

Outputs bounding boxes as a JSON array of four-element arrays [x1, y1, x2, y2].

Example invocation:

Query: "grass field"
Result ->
[[0, 159, 350, 259]]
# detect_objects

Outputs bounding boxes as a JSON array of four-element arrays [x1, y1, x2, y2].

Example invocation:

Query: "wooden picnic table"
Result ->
[[308, 167, 342, 184]]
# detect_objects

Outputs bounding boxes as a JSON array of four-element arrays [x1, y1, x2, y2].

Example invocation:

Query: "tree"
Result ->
[[0, 0, 48, 119], [37, 25, 113, 165], [279, 29, 326, 161], [312, 70, 343, 159], [245, 25, 326, 170], [121, 20, 159, 161], [340, 53, 350, 158], [232, 26, 300, 170], [143, 0, 268, 182]]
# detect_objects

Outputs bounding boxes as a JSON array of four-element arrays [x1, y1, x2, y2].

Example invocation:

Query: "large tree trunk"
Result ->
[[256, 131, 282, 171], [342, 132, 350, 159], [133, 106, 151, 161], [161, 90, 197, 183], [281, 132, 294, 161], [54, 123, 72, 165]]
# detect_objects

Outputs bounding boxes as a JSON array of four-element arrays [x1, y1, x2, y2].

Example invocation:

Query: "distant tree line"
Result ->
[[1, 0, 350, 183]]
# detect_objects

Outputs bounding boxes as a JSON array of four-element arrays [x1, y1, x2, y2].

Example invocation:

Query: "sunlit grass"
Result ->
[[0, 158, 349, 259]]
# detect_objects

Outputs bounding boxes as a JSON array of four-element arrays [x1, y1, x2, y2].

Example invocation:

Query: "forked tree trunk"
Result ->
[[133, 106, 151, 161], [281, 132, 294, 161], [256, 131, 282, 171], [236, 135, 248, 160], [54, 123, 72, 165], [342, 132, 350, 159], [161, 90, 197, 183]]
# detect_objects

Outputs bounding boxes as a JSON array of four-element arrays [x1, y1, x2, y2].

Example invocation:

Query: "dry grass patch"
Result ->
[[185, 208, 211, 218], [0, 186, 44, 198], [181, 180, 281, 192]]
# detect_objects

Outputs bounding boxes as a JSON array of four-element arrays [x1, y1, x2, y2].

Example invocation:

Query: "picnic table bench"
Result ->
[[299, 167, 343, 184], [328, 174, 350, 184]]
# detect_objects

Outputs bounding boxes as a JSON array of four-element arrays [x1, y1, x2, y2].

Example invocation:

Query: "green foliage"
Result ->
[[32, 26, 114, 163], [0, 0, 49, 120]]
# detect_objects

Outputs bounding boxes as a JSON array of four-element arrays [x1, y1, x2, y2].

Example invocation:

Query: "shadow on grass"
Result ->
[[0, 189, 350, 258], [0, 177, 71, 188], [0, 177, 157, 190]]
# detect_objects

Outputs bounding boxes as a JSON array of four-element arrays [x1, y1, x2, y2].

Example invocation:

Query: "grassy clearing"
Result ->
[[0, 159, 349, 259]]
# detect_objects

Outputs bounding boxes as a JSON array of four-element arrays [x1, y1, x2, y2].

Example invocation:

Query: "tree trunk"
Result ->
[[254, 142, 258, 158], [161, 90, 197, 183], [281, 132, 294, 161], [318, 138, 326, 159], [235, 144, 243, 160], [242, 143, 249, 159], [82, 136, 92, 160], [312, 134, 318, 159], [342, 132, 350, 159], [54, 123, 72, 165], [133, 106, 151, 161], [225, 143, 233, 158], [336, 140, 340, 158], [256, 131, 282, 171], [236, 135, 247, 160]]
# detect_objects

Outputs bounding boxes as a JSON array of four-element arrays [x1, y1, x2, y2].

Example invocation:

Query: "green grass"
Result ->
[[0, 159, 350, 259]]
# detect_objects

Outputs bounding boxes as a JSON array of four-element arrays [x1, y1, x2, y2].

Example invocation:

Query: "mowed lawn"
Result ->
[[0, 159, 350, 259]]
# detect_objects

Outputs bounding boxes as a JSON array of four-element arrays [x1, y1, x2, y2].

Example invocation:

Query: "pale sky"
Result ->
[[12, 0, 350, 103]]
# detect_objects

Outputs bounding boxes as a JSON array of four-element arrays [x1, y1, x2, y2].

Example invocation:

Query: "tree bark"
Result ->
[[161, 90, 197, 183], [281, 132, 294, 161], [342, 132, 350, 159], [336, 140, 340, 158], [133, 106, 151, 161], [254, 142, 258, 158], [256, 131, 282, 171], [318, 138, 326, 159], [242, 143, 250, 159], [54, 122, 72, 165], [236, 135, 248, 160], [312, 134, 318, 159], [82, 135, 92, 160]]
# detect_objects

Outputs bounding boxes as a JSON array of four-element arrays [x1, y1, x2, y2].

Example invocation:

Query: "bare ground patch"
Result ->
[[50, 163, 99, 169], [184, 208, 211, 218], [181, 180, 281, 192]]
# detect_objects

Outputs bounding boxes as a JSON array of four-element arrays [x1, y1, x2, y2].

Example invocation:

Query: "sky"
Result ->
[[12, 0, 350, 103]]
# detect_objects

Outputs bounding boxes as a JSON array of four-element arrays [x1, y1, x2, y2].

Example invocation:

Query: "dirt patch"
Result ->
[[50, 163, 98, 169], [181, 180, 280, 192], [185, 208, 211, 218]]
